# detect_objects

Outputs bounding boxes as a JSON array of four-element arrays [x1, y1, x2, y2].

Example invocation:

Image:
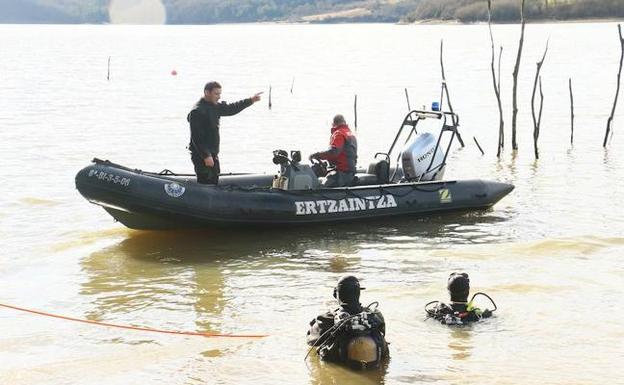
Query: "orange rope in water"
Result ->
[[0, 303, 267, 338]]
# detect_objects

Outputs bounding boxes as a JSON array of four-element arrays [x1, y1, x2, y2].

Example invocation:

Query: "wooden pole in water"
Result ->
[[604, 24, 624, 147], [354, 94, 358, 132], [269, 85, 272, 110], [511, 0, 526, 151], [531, 40, 549, 160], [488, 0, 505, 158], [107, 56, 111, 81], [569, 78, 574, 146], [404, 88, 411, 111], [290, 77, 295, 94]]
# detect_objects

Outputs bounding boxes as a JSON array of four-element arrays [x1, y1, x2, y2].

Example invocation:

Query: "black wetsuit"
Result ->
[[429, 302, 492, 325], [307, 302, 387, 364], [187, 97, 253, 184]]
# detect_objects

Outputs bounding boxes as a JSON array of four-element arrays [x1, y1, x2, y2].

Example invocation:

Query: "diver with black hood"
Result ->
[[425, 272, 497, 325], [306, 276, 388, 369]]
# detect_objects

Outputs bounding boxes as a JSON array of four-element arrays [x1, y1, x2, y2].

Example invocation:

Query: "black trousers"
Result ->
[[323, 170, 355, 187], [191, 154, 220, 185]]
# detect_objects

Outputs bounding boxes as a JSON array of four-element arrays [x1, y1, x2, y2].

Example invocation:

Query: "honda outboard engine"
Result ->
[[401, 133, 445, 181]]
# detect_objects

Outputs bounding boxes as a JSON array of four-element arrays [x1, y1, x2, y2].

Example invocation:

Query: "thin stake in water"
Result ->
[[269, 85, 272, 110], [354, 94, 358, 131], [404, 88, 411, 111]]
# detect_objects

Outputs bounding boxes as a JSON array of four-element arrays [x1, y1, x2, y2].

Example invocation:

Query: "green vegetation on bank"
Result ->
[[165, 0, 418, 23], [1, 0, 622, 24], [404, 0, 624, 23], [0, 0, 107, 23]]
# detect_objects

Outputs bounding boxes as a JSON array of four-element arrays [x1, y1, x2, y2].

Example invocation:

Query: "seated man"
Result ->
[[306, 276, 388, 369], [426, 272, 494, 325], [309, 114, 358, 187]]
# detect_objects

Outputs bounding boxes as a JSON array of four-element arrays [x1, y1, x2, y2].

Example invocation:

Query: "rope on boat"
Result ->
[[0, 302, 267, 338]]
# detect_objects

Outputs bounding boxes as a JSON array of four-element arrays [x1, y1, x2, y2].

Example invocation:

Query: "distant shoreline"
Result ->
[[1, 17, 623, 26], [407, 17, 624, 26]]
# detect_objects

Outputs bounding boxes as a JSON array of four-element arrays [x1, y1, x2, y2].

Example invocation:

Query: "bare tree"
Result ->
[[511, 0, 526, 151], [531, 41, 549, 159], [604, 24, 624, 147], [488, 0, 505, 157]]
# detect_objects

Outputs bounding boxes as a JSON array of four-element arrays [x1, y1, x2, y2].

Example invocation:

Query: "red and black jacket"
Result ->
[[315, 124, 358, 173]]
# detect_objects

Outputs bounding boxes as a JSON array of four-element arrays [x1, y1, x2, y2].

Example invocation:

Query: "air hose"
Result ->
[[304, 302, 378, 361]]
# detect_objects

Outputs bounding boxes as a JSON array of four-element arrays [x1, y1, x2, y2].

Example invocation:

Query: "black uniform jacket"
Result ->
[[187, 97, 253, 159]]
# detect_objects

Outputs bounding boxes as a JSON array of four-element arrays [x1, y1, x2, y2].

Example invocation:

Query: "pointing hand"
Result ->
[[252, 92, 263, 103]]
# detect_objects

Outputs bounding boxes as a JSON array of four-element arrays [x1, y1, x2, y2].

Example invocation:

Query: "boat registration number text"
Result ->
[[88, 169, 131, 186]]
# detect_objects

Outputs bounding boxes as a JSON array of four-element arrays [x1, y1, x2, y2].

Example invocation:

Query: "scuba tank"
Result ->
[[425, 292, 497, 326], [317, 306, 388, 369]]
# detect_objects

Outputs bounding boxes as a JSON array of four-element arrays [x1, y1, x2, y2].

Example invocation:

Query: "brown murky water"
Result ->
[[1, 23, 623, 384]]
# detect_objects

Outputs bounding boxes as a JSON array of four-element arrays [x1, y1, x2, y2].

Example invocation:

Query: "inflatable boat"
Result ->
[[75, 110, 514, 230]]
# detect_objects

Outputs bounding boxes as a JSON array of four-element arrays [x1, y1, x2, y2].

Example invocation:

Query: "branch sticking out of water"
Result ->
[[531, 40, 549, 160], [440, 39, 483, 154], [604, 24, 624, 148], [488, 0, 504, 158], [107, 56, 111, 81], [269, 85, 272, 110], [511, 0, 526, 151], [439, 40, 465, 148]]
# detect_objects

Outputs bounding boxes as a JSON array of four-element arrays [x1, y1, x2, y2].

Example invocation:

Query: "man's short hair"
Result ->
[[204, 81, 222, 92], [333, 114, 346, 126]]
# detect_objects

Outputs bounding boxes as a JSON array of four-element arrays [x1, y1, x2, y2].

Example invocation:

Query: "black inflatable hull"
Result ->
[[75, 161, 514, 230]]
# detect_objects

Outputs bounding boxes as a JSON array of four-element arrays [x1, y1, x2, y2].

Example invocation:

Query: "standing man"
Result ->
[[309, 114, 358, 187], [188, 81, 262, 184]]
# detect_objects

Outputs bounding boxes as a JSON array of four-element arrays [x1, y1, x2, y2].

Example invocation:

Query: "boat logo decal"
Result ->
[[439, 189, 452, 203], [295, 194, 397, 216], [88, 169, 131, 186], [164, 182, 186, 198]]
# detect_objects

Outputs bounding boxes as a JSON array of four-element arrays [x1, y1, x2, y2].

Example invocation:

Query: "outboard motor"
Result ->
[[272, 149, 320, 190], [400, 133, 445, 182]]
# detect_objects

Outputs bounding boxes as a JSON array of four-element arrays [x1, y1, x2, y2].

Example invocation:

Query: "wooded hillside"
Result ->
[[1, 0, 622, 24]]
